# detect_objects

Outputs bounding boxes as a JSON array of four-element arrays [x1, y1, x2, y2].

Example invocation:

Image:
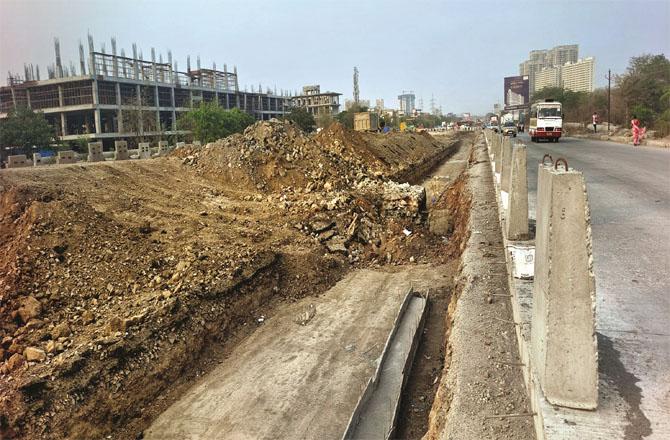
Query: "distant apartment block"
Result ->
[[561, 57, 595, 93], [290, 85, 341, 116], [398, 92, 415, 116], [535, 66, 561, 91], [519, 44, 588, 93], [0, 35, 292, 148], [532, 57, 595, 93]]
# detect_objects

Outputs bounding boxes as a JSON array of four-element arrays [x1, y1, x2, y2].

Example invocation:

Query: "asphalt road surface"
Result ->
[[520, 133, 670, 438]]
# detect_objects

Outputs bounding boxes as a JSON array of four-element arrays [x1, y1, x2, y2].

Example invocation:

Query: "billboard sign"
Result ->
[[504, 75, 529, 109]]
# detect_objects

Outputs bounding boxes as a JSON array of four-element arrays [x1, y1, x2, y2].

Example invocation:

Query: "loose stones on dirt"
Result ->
[[24, 347, 47, 362]]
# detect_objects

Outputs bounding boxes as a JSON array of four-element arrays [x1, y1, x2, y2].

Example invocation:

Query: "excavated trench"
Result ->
[[0, 131, 475, 440]]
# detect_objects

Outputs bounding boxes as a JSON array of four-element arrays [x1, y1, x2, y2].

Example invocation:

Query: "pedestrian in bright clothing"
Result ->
[[592, 112, 599, 133], [631, 116, 645, 146]]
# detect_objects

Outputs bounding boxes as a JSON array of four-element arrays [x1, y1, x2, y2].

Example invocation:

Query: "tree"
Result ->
[[285, 107, 316, 132], [617, 54, 670, 117], [0, 106, 55, 154], [316, 111, 334, 129], [177, 102, 255, 143]]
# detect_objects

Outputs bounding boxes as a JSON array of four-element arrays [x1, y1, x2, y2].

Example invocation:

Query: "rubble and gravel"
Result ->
[[0, 121, 466, 439]]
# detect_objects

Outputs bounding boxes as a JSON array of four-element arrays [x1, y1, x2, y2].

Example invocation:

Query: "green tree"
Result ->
[[617, 54, 670, 117], [177, 102, 255, 143], [0, 106, 55, 154], [316, 111, 334, 129], [285, 107, 316, 132]]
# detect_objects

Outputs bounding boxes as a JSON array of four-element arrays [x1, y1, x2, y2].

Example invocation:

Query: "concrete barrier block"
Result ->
[[157, 141, 168, 156], [138, 142, 152, 159], [57, 150, 77, 164], [192, 140, 201, 147], [114, 141, 129, 160], [531, 164, 598, 409], [506, 143, 528, 240], [7, 154, 31, 168], [33, 153, 42, 166], [501, 137, 513, 194], [176, 142, 185, 149], [88, 142, 104, 162], [494, 135, 502, 177]]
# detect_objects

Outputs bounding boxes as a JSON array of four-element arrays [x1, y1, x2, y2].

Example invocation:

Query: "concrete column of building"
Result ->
[[225, 92, 230, 109], [154, 85, 160, 132], [56, 83, 67, 136], [60, 113, 67, 137], [136, 84, 143, 134], [505, 143, 528, 240], [531, 162, 598, 409], [116, 83, 124, 133], [92, 80, 102, 134], [25, 89, 32, 109], [170, 87, 176, 131]]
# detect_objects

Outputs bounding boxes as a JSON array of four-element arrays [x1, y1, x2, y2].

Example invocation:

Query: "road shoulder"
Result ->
[[425, 135, 534, 440]]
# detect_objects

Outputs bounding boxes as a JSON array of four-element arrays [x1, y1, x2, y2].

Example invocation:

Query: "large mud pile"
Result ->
[[0, 122, 465, 439]]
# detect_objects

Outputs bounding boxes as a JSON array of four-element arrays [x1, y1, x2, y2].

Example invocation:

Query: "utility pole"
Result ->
[[607, 69, 611, 134]]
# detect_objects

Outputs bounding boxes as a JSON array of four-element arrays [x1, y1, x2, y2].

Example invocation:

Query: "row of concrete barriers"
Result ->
[[3, 140, 201, 169], [483, 129, 598, 418]]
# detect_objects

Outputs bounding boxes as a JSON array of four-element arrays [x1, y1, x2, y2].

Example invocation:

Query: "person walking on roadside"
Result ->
[[631, 116, 645, 146], [592, 112, 599, 133]]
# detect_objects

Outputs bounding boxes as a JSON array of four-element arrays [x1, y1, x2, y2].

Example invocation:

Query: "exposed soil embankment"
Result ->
[[0, 122, 470, 439]]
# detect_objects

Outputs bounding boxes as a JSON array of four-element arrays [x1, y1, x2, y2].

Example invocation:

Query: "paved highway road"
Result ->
[[520, 133, 670, 438]]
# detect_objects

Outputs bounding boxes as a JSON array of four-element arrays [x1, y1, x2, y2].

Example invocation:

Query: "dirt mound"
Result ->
[[172, 120, 372, 193], [0, 128, 470, 439], [314, 122, 458, 182]]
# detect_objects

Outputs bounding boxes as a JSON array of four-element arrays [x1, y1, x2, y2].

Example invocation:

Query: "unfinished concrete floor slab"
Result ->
[[144, 266, 447, 440]]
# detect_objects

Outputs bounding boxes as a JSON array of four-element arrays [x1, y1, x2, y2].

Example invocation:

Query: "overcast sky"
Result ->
[[1, 0, 668, 114]]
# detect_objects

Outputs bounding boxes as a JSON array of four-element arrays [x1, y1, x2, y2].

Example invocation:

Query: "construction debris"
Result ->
[[0, 121, 465, 440]]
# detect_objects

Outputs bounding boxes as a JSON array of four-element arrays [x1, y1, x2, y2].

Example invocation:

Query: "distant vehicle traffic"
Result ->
[[501, 121, 517, 137], [529, 100, 562, 142]]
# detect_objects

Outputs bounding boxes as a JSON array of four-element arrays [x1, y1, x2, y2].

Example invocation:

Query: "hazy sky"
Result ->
[[1, 0, 668, 114]]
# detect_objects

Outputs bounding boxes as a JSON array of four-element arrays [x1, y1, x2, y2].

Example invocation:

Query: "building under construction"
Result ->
[[0, 35, 292, 147]]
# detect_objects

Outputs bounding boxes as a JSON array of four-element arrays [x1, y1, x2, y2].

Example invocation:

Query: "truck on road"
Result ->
[[529, 100, 562, 142]]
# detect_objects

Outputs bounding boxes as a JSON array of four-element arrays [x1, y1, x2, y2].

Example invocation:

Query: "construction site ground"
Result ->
[[0, 124, 534, 440]]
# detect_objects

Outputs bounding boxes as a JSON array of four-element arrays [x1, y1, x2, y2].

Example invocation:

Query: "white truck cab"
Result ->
[[529, 100, 562, 142]]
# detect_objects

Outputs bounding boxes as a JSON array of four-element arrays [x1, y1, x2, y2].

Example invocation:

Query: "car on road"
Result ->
[[486, 123, 500, 133], [501, 121, 517, 137]]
